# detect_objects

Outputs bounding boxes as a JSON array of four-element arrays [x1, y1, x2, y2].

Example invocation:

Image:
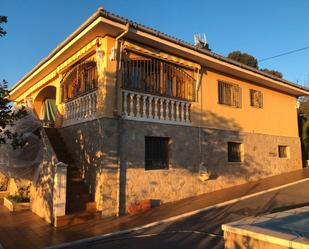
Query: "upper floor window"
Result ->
[[62, 60, 98, 101], [218, 81, 242, 108], [121, 52, 195, 101], [250, 89, 263, 108]]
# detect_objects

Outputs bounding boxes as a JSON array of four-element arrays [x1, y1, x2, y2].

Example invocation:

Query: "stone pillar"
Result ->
[[53, 162, 67, 225], [96, 36, 117, 118]]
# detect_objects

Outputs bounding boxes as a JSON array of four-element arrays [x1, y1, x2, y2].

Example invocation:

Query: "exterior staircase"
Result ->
[[44, 128, 101, 227]]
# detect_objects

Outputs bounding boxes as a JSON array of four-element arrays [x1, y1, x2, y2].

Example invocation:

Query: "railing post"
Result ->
[[136, 94, 141, 118], [123, 91, 128, 117], [175, 101, 180, 122], [185, 103, 189, 123], [154, 97, 159, 120], [160, 98, 164, 120], [170, 100, 175, 121], [129, 93, 134, 117], [149, 96, 153, 119], [53, 162, 67, 225], [142, 95, 147, 118], [181, 102, 185, 122]]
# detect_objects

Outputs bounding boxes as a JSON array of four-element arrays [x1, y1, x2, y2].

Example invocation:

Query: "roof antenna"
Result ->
[[194, 33, 210, 51]]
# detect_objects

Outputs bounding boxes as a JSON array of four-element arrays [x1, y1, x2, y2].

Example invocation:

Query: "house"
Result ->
[[9, 7, 309, 226]]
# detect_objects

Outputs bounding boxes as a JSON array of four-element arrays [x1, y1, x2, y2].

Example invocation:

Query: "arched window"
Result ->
[[62, 61, 98, 101]]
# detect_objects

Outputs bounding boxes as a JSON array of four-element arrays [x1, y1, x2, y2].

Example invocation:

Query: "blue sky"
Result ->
[[1, 0, 309, 88]]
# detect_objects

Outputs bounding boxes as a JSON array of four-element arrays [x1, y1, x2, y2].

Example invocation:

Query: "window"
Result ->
[[250, 89, 263, 108], [278, 146, 289, 158], [218, 81, 242, 108], [62, 61, 97, 101], [228, 142, 243, 162], [145, 136, 169, 170]]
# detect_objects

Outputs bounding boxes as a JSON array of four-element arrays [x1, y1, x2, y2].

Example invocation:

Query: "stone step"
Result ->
[[55, 210, 101, 227]]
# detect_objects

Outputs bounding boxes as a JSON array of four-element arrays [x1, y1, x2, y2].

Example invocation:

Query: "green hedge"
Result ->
[[299, 114, 309, 164]]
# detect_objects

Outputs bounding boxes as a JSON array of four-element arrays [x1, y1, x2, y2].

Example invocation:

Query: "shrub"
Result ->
[[8, 184, 31, 203], [0, 175, 8, 191]]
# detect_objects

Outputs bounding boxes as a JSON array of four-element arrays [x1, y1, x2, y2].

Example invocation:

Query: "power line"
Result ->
[[259, 46, 309, 62]]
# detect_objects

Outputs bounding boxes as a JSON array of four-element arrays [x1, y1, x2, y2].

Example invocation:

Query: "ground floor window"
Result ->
[[145, 136, 169, 170], [228, 142, 243, 162], [278, 145, 289, 158]]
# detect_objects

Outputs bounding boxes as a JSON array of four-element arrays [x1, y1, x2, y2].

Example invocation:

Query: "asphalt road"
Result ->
[[61, 180, 309, 249]]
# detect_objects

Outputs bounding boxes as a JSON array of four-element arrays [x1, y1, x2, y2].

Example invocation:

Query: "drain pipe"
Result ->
[[114, 24, 130, 216]]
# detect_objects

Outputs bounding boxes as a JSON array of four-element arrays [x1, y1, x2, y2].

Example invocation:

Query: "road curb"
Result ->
[[45, 177, 309, 249]]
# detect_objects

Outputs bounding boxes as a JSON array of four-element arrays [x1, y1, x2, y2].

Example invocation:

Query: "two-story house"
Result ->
[[9, 7, 309, 226]]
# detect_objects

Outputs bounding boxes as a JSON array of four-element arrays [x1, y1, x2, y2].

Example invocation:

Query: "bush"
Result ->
[[0, 175, 8, 191], [8, 184, 31, 203]]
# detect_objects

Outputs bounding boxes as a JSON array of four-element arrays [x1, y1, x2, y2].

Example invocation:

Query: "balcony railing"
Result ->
[[122, 89, 191, 125], [62, 90, 97, 127]]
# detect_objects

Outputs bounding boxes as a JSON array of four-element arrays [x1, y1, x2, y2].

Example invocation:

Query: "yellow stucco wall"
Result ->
[[13, 35, 299, 138], [191, 69, 298, 137]]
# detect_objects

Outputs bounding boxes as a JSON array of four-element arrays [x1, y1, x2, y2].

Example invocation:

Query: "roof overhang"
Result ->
[[10, 7, 309, 101]]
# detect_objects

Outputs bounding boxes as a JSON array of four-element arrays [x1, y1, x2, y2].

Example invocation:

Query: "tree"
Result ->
[[0, 16, 7, 37], [0, 16, 27, 149], [227, 50, 283, 78], [260, 68, 283, 78], [299, 96, 309, 115], [227, 51, 258, 69]]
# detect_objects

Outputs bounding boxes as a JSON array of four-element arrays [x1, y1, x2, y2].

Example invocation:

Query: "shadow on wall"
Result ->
[[60, 106, 274, 216], [30, 129, 55, 224]]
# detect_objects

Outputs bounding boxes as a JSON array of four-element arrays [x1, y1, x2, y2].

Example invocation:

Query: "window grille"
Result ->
[[145, 136, 169, 170], [218, 81, 242, 108], [228, 142, 243, 162], [250, 89, 263, 108]]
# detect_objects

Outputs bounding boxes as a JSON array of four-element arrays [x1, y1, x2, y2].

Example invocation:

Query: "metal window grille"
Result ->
[[278, 146, 288, 158], [250, 89, 263, 108], [218, 81, 242, 108], [228, 142, 242, 162], [122, 52, 195, 101], [145, 136, 169, 170], [62, 61, 98, 101]]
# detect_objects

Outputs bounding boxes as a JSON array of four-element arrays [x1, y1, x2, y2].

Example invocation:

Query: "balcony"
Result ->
[[122, 90, 190, 125], [121, 52, 195, 125]]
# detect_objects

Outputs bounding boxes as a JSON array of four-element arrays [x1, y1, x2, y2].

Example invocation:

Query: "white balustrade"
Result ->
[[122, 89, 191, 125], [63, 90, 97, 127]]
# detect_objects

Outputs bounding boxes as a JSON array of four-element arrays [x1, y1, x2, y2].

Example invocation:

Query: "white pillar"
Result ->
[[123, 91, 128, 117], [53, 162, 67, 225]]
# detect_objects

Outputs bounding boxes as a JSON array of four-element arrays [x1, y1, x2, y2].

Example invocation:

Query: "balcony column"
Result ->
[[181, 102, 185, 122], [136, 94, 141, 118], [170, 100, 175, 121], [123, 92, 128, 117], [160, 98, 164, 120], [175, 101, 180, 122], [129, 93, 134, 117], [142, 95, 147, 118], [148, 96, 153, 119], [154, 97, 159, 120]]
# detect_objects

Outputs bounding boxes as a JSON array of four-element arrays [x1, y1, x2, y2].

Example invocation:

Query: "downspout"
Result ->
[[115, 24, 130, 216], [196, 66, 209, 180]]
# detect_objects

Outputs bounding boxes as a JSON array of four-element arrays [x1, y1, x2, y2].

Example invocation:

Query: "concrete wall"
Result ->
[[59, 117, 301, 215]]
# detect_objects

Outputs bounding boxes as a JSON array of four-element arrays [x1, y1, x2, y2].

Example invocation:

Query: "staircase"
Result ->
[[44, 128, 101, 227]]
